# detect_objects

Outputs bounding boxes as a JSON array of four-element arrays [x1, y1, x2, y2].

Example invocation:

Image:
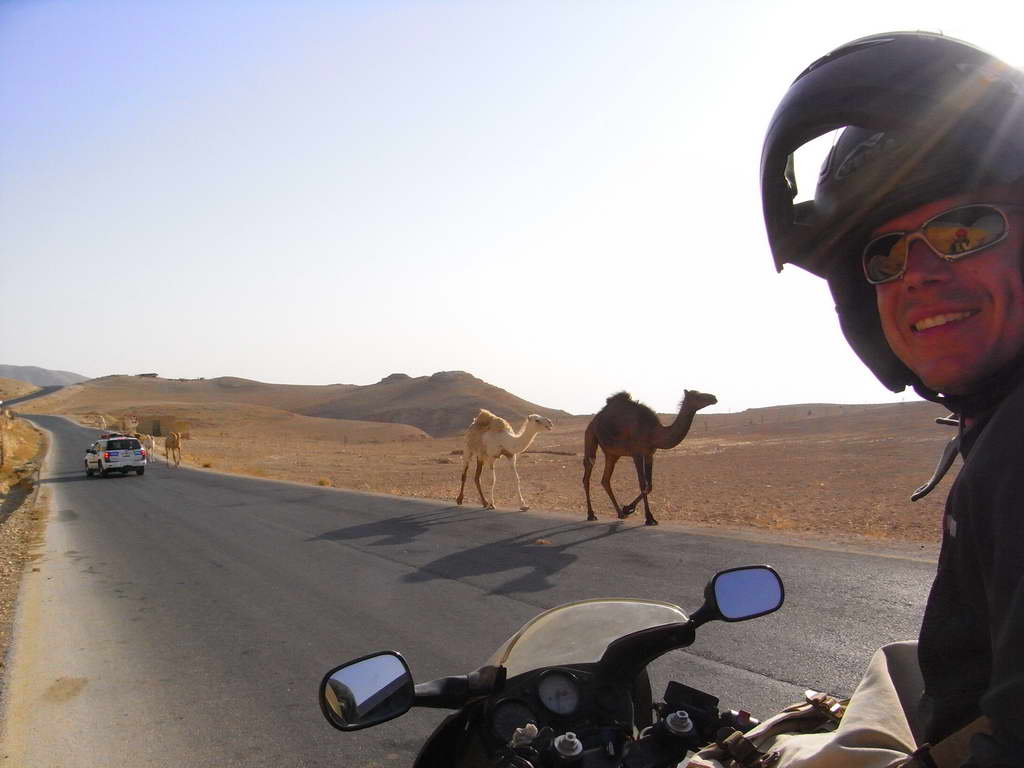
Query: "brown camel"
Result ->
[[583, 389, 717, 525], [165, 432, 182, 467]]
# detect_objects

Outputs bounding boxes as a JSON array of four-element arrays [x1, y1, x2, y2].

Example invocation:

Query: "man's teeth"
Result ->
[[912, 312, 974, 332]]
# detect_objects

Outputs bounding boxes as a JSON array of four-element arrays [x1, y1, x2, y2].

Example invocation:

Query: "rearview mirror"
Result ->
[[319, 651, 414, 731], [711, 565, 784, 621]]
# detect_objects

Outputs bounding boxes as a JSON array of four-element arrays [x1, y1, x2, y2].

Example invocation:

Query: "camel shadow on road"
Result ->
[[400, 519, 644, 595], [308, 504, 500, 548], [308, 505, 645, 594]]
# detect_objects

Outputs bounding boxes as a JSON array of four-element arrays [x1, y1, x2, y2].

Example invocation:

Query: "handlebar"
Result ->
[[414, 664, 507, 709]]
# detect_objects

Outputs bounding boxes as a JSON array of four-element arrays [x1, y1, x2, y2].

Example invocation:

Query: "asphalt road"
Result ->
[[3, 415, 938, 767]]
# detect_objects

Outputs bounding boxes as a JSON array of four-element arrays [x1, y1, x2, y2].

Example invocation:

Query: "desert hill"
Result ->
[[16, 378, 431, 445], [14, 370, 571, 441], [0, 365, 88, 387], [78, 374, 358, 412], [0, 378, 41, 401], [300, 371, 571, 436]]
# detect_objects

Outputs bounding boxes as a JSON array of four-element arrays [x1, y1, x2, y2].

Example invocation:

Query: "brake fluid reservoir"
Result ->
[[664, 710, 695, 737], [553, 731, 583, 760]]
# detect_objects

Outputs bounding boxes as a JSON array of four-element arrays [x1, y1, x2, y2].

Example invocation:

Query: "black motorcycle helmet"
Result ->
[[761, 31, 1024, 395]]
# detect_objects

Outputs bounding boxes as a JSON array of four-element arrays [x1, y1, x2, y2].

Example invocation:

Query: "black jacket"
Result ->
[[918, 380, 1024, 766]]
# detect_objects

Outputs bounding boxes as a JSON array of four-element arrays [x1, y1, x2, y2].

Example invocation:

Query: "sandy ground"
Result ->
[[122, 404, 951, 551], [13, 381, 955, 551]]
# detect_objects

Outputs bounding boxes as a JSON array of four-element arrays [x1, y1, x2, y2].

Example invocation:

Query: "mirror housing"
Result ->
[[711, 565, 784, 621], [319, 651, 415, 732], [689, 565, 784, 628]]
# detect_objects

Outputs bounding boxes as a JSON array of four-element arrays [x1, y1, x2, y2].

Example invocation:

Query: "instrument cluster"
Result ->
[[488, 668, 594, 743]]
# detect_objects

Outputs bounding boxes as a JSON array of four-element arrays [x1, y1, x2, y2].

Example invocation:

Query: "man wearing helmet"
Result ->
[[762, 32, 1024, 768]]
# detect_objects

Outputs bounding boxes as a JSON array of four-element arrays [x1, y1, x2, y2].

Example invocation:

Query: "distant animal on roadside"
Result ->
[[456, 410, 553, 510], [135, 433, 156, 459], [164, 432, 182, 467], [583, 389, 717, 526]]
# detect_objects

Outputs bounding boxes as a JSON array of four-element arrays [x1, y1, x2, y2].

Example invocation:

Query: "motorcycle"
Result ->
[[318, 564, 784, 768]]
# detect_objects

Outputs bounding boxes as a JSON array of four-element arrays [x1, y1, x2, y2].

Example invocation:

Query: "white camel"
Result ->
[[456, 410, 553, 511], [135, 433, 156, 460]]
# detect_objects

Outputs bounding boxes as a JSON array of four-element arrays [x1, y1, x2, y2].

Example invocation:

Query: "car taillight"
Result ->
[[141, 449, 147, 457], [103, 451, 110, 460]]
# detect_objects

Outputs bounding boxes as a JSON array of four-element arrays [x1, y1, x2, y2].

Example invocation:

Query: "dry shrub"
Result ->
[[316, 477, 332, 487], [202, 462, 213, 468]]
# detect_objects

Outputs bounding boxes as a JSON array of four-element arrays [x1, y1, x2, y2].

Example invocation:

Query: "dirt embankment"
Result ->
[[0, 418, 49, 671]]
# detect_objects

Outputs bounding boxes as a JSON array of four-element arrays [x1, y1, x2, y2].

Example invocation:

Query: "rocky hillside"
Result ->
[[300, 371, 572, 436], [0, 365, 88, 387], [14, 371, 571, 438]]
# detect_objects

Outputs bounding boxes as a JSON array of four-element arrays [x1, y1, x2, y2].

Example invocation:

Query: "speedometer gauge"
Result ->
[[491, 700, 536, 742], [537, 670, 580, 715]]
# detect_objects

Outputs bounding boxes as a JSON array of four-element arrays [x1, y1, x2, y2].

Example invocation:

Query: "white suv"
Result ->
[[85, 434, 147, 477]]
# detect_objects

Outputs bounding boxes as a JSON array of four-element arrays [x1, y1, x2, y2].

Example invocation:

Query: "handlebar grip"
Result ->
[[413, 676, 469, 709]]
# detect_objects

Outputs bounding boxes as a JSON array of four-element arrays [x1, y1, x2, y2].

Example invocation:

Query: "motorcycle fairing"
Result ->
[[488, 599, 689, 679]]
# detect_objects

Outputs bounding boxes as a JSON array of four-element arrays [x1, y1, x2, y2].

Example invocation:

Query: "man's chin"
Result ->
[[916, 365, 990, 396]]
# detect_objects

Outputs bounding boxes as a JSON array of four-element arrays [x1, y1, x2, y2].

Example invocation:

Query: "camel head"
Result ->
[[526, 414, 554, 432], [683, 390, 718, 411]]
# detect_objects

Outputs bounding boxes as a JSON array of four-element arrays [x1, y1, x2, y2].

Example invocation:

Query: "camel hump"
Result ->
[[606, 391, 634, 406], [471, 409, 498, 428], [469, 409, 510, 432]]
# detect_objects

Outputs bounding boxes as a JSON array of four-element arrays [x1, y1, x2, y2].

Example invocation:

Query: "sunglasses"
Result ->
[[862, 204, 1014, 285]]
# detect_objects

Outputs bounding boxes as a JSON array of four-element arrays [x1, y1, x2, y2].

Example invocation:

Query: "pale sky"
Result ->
[[3, 1, 1023, 415]]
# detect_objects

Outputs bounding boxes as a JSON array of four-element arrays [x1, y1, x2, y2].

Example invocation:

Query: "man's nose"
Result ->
[[901, 237, 954, 288]]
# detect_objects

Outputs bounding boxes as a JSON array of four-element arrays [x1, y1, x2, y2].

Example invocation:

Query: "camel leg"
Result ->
[[488, 459, 498, 510], [631, 454, 658, 525], [621, 491, 643, 516], [621, 452, 654, 516], [600, 454, 628, 518], [510, 453, 528, 511], [456, 453, 470, 505], [473, 459, 492, 509], [583, 424, 598, 521], [583, 455, 597, 521]]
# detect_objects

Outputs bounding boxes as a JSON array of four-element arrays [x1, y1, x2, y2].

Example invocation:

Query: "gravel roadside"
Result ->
[[0, 423, 49, 681]]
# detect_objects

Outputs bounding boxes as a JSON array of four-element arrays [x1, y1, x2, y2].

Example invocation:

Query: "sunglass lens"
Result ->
[[923, 205, 1006, 257], [864, 234, 907, 284]]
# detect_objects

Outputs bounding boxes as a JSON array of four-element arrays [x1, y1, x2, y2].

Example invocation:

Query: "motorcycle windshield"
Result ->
[[488, 599, 689, 679]]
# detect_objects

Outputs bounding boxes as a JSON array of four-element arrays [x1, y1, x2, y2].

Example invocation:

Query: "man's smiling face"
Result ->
[[874, 192, 1024, 395]]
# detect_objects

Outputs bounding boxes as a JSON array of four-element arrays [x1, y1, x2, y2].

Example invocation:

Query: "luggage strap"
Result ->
[[714, 727, 780, 768], [802, 690, 847, 722], [708, 689, 848, 767]]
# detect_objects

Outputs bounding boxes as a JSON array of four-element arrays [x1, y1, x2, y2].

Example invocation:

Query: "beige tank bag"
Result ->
[[685, 641, 989, 768]]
